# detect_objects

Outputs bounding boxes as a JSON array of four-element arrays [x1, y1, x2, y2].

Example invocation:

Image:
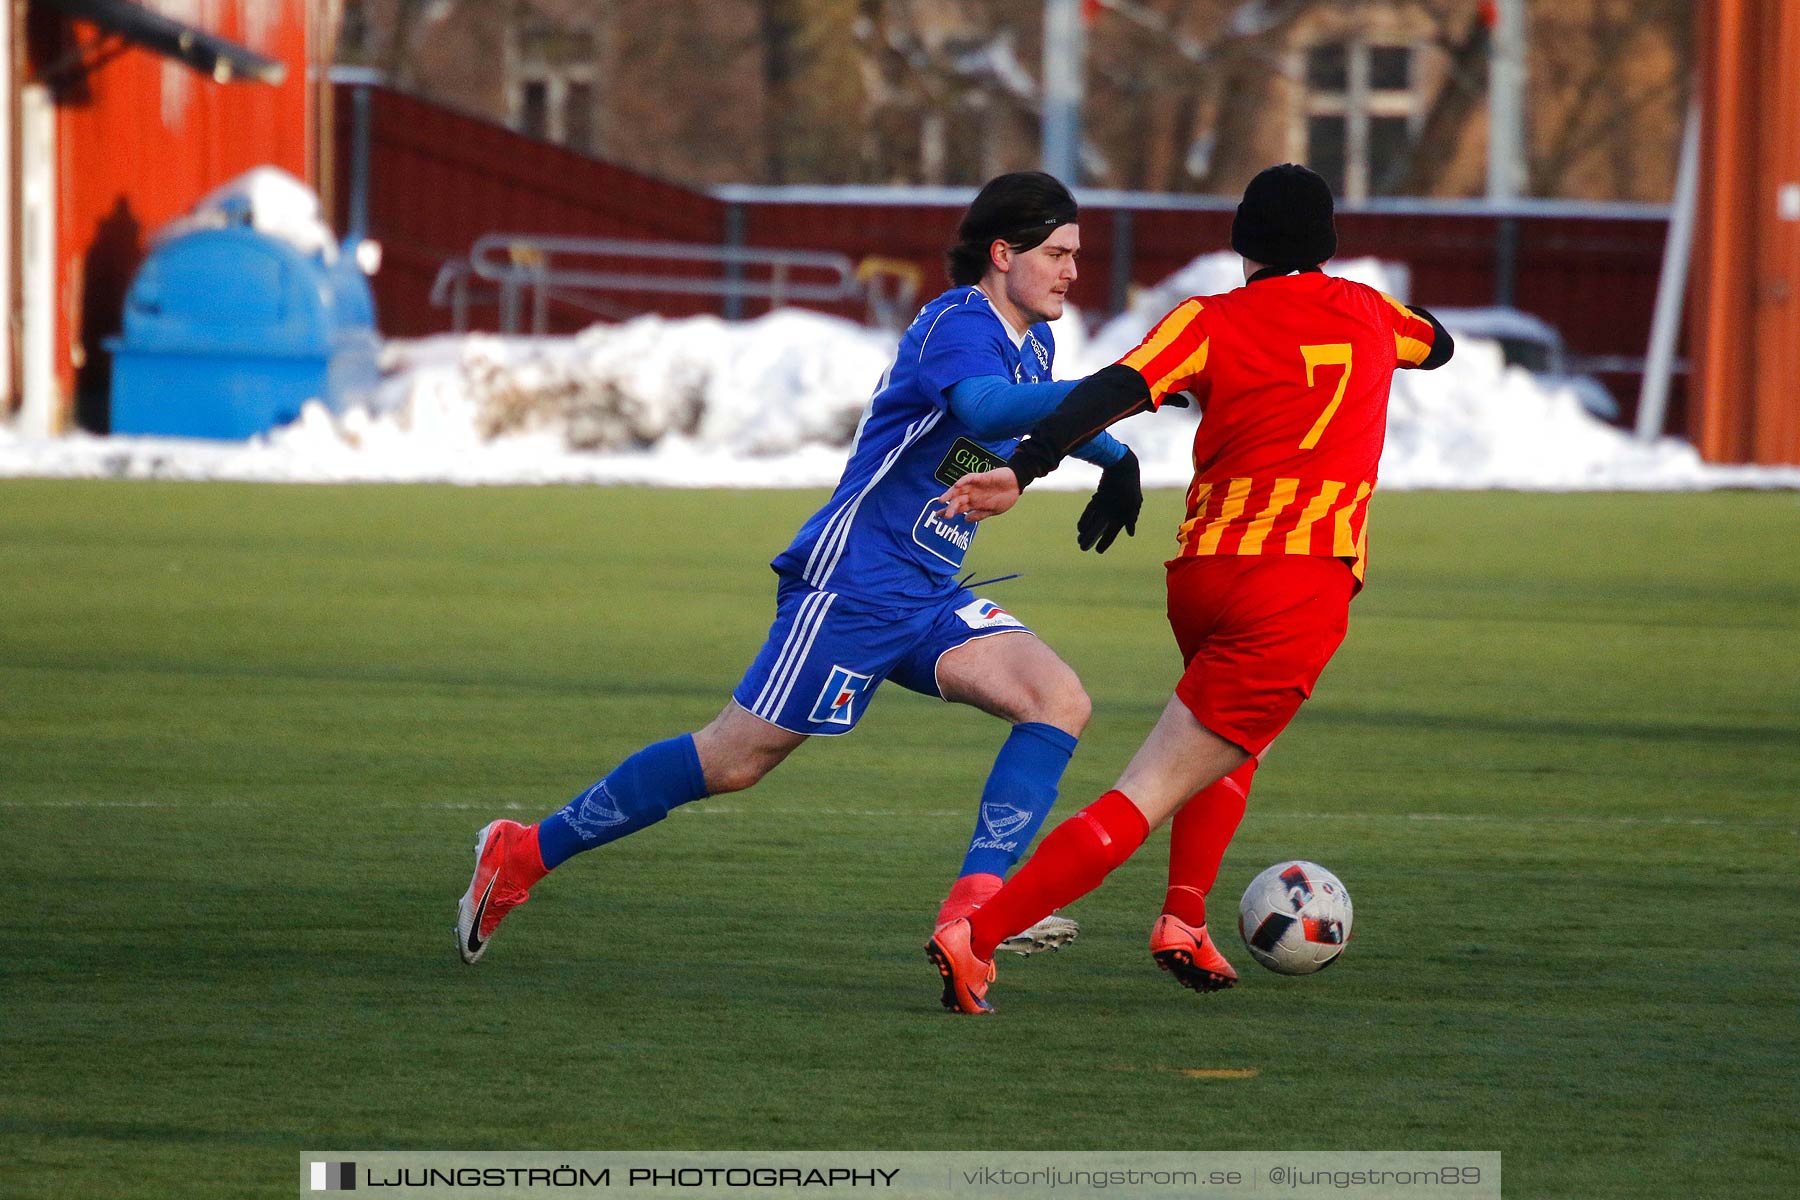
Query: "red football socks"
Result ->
[[968, 790, 1150, 960], [1162, 758, 1257, 926], [936, 871, 1003, 926]]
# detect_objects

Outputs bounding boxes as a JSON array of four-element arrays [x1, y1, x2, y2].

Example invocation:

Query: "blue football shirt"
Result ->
[[771, 286, 1056, 604]]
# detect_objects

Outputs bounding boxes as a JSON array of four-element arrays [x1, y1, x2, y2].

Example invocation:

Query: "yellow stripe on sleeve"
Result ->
[[1150, 337, 1209, 403], [1121, 299, 1204, 375], [1285, 481, 1344, 553], [1378, 291, 1416, 320], [1236, 478, 1299, 554]]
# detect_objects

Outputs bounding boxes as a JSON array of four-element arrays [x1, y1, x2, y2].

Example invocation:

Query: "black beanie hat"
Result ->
[[947, 171, 1079, 285], [1231, 163, 1337, 269]]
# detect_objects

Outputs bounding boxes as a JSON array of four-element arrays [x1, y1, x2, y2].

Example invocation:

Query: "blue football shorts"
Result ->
[[731, 575, 1036, 736]]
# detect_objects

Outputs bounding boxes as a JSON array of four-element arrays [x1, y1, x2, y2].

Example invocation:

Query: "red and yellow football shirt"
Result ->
[[1118, 272, 1439, 584]]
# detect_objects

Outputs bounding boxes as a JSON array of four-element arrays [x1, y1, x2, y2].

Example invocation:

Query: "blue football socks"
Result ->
[[535, 734, 709, 869], [957, 721, 1078, 878]]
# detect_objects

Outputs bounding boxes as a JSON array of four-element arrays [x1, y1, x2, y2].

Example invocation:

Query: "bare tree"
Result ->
[[384, 0, 466, 90], [348, 0, 1689, 200], [1528, 0, 1690, 199], [1071, 0, 1347, 193], [1377, 3, 1490, 196]]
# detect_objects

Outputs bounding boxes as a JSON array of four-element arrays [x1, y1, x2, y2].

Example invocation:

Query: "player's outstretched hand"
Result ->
[[1077, 448, 1141, 553], [937, 467, 1022, 523]]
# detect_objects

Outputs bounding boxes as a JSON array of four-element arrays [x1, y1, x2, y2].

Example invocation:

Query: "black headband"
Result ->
[[994, 216, 1070, 252]]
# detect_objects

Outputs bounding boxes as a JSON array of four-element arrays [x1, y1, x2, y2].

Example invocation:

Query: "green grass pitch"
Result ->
[[2, 480, 1797, 1198]]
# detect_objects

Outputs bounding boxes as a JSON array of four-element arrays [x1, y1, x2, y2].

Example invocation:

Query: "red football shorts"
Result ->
[[1164, 554, 1355, 756]]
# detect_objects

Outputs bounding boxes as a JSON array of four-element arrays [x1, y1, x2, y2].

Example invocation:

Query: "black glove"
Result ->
[[1077, 448, 1141, 554]]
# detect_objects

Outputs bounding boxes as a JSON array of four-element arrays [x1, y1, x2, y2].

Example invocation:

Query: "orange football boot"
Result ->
[[455, 820, 541, 964], [925, 917, 997, 1014], [1149, 913, 1239, 992]]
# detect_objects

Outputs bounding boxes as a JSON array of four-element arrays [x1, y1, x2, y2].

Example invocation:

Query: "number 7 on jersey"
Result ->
[[1298, 343, 1353, 450]]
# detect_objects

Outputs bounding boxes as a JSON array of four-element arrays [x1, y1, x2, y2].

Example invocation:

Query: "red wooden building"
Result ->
[[337, 82, 1678, 434], [5, 0, 326, 432], [1691, 0, 1800, 465], [7, 3, 1791, 464]]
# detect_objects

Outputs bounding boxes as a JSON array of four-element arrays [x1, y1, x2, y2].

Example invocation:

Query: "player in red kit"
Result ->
[[928, 164, 1454, 1013]]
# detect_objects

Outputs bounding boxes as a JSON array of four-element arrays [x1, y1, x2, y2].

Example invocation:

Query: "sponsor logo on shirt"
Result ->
[[912, 500, 976, 566], [934, 436, 1005, 487]]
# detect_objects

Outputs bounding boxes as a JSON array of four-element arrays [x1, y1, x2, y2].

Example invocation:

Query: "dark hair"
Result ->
[[1230, 163, 1337, 269], [946, 171, 1079, 286]]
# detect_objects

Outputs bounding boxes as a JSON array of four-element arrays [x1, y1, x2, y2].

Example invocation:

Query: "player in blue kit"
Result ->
[[457, 174, 1145, 982]]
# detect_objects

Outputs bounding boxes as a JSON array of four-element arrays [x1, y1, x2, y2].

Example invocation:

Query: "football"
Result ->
[[1237, 860, 1354, 974]]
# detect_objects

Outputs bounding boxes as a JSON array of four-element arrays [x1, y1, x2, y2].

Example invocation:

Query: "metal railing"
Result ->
[[429, 259, 632, 333], [429, 235, 921, 334]]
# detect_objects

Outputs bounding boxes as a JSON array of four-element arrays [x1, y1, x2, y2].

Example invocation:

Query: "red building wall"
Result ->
[[1691, 0, 1800, 464], [341, 85, 1676, 431], [737, 199, 1674, 430], [33, 0, 316, 430], [332, 86, 726, 337]]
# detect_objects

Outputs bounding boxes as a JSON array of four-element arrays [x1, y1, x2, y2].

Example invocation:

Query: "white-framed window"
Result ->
[[1297, 40, 1422, 201], [509, 19, 599, 153]]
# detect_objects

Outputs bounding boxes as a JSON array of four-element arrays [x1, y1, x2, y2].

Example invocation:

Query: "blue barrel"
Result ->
[[108, 224, 380, 439]]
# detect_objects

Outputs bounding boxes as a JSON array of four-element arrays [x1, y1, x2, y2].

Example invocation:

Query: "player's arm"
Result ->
[[936, 366, 1166, 524], [1006, 298, 1210, 489], [945, 376, 1130, 466], [915, 305, 1127, 469], [937, 299, 1209, 523], [945, 374, 1139, 550], [1382, 294, 1455, 370]]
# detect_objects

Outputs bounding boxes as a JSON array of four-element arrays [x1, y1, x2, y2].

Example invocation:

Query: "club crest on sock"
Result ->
[[565, 780, 629, 837], [978, 801, 1033, 847]]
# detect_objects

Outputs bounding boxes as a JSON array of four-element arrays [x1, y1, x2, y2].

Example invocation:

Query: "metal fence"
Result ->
[[335, 82, 1682, 428], [428, 235, 922, 334]]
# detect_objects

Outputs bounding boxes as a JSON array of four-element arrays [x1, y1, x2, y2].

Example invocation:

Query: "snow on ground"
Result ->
[[3, 254, 1796, 491]]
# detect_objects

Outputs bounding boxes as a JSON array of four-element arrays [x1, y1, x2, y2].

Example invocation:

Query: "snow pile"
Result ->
[[367, 309, 893, 458], [0, 309, 894, 487], [1376, 337, 1722, 489], [1066, 254, 1792, 491], [3, 253, 1797, 490], [155, 166, 341, 262], [1075, 255, 1403, 370]]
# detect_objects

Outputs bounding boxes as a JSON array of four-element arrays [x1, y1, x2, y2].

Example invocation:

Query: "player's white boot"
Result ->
[[998, 914, 1080, 955], [938, 872, 1078, 956]]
